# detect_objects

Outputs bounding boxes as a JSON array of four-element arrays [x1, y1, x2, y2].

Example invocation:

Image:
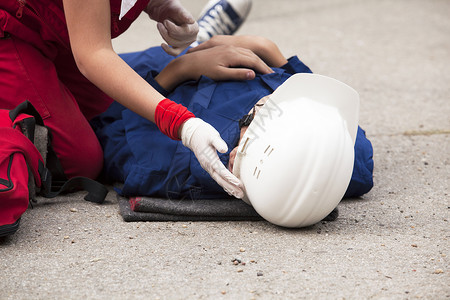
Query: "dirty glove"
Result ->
[[146, 0, 199, 56], [181, 118, 245, 198]]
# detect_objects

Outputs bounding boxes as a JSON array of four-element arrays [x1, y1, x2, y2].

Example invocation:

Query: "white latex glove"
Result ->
[[146, 0, 199, 56], [181, 118, 245, 198]]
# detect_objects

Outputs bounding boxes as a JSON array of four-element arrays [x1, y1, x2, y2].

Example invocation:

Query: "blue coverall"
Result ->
[[92, 47, 374, 200]]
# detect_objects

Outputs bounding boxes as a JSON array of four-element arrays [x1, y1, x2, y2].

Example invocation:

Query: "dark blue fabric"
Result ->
[[344, 126, 374, 197], [92, 46, 373, 199]]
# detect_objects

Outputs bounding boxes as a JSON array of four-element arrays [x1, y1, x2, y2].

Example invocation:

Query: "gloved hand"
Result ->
[[180, 118, 245, 199], [146, 0, 199, 56]]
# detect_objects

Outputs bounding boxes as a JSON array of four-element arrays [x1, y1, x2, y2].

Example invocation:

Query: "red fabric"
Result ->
[[0, 0, 150, 47], [0, 127, 44, 225], [0, 35, 106, 179], [155, 99, 195, 140], [0, 0, 149, 179], [129, 197, 142, 211]]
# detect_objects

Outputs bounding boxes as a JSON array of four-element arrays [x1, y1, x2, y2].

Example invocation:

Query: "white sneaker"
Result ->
[[196, 0, 252, 43]]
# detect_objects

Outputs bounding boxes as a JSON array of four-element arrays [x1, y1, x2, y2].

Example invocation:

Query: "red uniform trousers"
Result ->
[[0, 34, 112, 179]]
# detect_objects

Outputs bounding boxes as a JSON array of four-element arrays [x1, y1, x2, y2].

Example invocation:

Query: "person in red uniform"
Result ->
[[0, 0, 270, 198]]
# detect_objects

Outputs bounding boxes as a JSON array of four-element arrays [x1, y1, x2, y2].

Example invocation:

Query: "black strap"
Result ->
[[9, 100, 44, 125], [38, 161, 107, 204], [238, 113, 254, 128], [11, 101, 65, 181], [48, 177, 108, 204]]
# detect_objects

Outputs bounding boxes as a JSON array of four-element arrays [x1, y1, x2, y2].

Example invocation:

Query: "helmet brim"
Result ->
[[268, 73, 359, 143]]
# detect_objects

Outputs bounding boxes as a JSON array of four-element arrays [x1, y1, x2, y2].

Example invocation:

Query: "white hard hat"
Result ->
[[232, 73, 360, 227]]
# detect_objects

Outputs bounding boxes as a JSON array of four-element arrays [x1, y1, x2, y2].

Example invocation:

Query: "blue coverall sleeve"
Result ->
[[343, 127, 374, 198]]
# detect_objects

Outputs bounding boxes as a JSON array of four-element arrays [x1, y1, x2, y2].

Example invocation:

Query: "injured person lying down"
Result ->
[[92, 36, 374, 227]]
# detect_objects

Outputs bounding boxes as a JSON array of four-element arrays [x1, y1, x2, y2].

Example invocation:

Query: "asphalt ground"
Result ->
[[1, 0, 449, 299]]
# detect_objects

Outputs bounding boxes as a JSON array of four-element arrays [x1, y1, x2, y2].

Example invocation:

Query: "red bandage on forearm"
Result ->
[[155, 98, 195, 140]]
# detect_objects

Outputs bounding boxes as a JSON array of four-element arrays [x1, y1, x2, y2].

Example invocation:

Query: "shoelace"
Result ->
[[198, 4, 237, 38]]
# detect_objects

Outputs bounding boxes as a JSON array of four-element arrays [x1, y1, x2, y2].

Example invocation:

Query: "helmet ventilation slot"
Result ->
[[264, 145, 275, 157], [253, 167, 261, 179], [239, 137, 251, 154], [250, 145, 275, 181]]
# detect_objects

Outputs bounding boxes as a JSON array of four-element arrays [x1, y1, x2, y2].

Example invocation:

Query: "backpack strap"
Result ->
[[1, 127, 107, 204], [9, 101, 67, 182], [40, 173, 108, 204], [7, 101, 107, 204], [9, 100, 44, 126]]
